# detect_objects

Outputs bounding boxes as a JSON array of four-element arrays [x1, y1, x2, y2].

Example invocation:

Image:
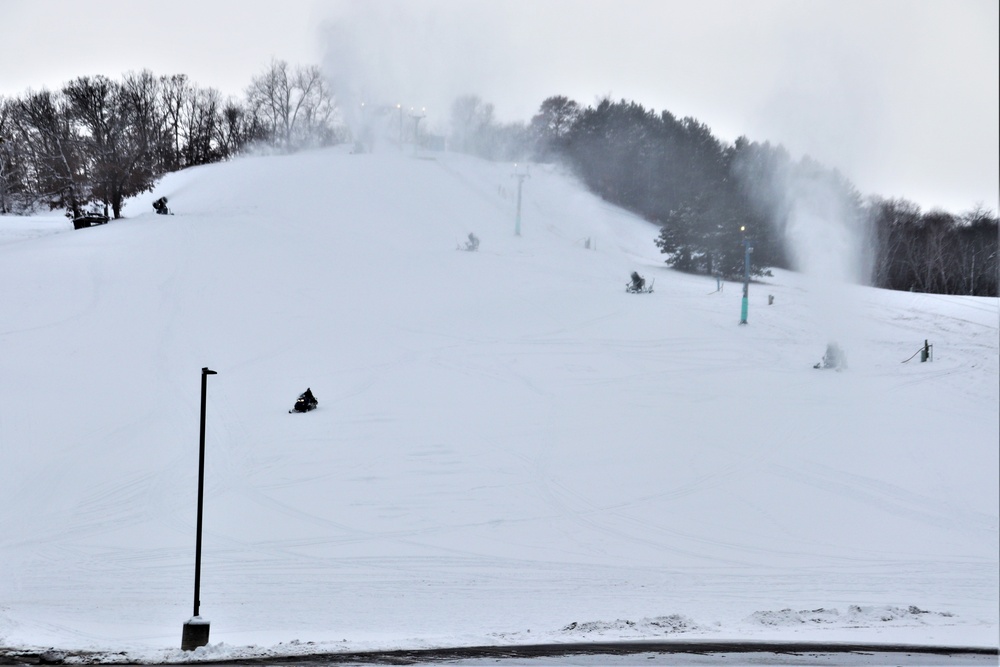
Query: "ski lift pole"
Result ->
[[740, 227, 752, 325], [409, 107, 425, 155], [513, 164, 529, 236], [396, 104, 403, 148], [515, 182, 522, 236]]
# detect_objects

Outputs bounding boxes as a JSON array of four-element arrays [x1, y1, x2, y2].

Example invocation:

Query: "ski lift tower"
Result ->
[[396, 103, 403, 148], [409, 107, 426, 154], [512, 162, 530, 236], [739, 226, 752, 325]]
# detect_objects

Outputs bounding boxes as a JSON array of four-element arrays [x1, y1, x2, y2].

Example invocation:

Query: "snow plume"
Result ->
[[780, 163, 869, 286], [780, 161, 873, 360], [318, 0, 506, 143], [734, 147, 872, 360]]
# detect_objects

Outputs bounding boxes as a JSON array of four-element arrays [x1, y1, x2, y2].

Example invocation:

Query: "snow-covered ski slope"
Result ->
[[0, 146, 997, 660]]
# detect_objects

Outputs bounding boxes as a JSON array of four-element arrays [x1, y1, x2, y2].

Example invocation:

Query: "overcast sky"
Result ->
[[1, 0, 996, 214]]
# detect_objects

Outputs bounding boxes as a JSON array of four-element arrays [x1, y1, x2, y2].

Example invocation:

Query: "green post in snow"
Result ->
[[740, 226, 752, 325]]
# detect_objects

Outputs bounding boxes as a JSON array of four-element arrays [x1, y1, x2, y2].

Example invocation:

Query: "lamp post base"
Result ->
[[182, 616, 210, 650]]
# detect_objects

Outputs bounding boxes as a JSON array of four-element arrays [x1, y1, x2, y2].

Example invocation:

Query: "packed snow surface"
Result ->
[[0, 146, 996, 662]]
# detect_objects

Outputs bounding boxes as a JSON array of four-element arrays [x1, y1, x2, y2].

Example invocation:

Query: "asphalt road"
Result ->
[[5, 640, 997, 666]]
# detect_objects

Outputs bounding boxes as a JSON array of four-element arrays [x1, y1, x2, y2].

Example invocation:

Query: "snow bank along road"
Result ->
[[2, 640, 998, 665]]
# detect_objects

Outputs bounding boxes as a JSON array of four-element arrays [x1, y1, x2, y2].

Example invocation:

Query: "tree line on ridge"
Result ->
[[1, 69, 995, 297]]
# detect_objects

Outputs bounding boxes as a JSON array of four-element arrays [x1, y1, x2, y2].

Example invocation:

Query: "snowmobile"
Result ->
[[626, 272, 654, 293], [289, 388, 318, 413]]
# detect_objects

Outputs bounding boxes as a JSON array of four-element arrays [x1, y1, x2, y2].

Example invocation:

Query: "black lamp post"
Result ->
[[182, 367, 216, 650]]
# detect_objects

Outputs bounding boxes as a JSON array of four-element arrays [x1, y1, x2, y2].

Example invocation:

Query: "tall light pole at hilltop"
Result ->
[[396, 103, 403, 148]]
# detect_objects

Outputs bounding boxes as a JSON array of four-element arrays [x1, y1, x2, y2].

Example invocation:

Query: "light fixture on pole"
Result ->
[[182, 366, 217, 651]]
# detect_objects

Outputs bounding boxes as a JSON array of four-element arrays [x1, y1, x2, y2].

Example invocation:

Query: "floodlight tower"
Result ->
[[512, 163, 530, 236], [396, 103, 403, 148], [357, 101, 368, 152], [739, 226, 752, 325]]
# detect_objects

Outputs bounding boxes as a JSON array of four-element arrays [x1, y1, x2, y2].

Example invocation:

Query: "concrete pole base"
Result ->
[[182, 616, 210, 650]]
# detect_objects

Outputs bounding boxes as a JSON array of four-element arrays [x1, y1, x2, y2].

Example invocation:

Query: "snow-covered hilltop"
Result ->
[[0, 146, 996, 660]]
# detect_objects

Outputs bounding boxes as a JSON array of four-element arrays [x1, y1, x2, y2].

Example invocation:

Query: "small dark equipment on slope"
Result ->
[[813, 342, 847, 370], [626, 271, 654, 294], [289, 388, 318, 413], [901, 339, 934, 364], [153, 197, 171, 215], [72, 204, 109, 230], [458, 232, 479, 251]]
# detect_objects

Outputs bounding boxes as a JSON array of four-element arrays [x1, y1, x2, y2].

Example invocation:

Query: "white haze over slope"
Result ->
[[0, 146, 997, 662]]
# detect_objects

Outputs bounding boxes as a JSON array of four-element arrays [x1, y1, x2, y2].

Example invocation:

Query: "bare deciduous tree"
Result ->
[[246, 60, 339, 151], [8, 89, 86, 217]]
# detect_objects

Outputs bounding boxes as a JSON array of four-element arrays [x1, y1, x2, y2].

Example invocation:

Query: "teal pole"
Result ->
[[740, 228, 751, 325]]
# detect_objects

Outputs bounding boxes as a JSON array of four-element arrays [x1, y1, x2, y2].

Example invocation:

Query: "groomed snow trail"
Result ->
[[0, 147, 996, 659]]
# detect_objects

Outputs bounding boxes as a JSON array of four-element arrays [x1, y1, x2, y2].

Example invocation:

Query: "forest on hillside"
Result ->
[[1, 64, 996, 296], [0, 61, 340, 220], [455, 94, 998, 297]]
